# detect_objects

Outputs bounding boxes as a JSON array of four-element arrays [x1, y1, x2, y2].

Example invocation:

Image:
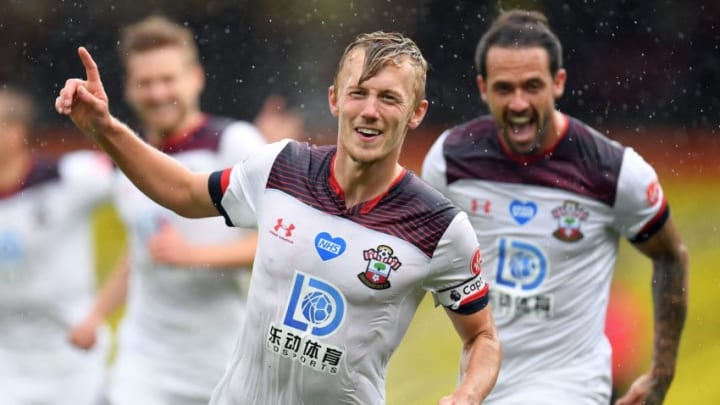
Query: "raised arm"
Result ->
[[55, 47, 216, 218], [440, 308, 502, 405], [616, 216, 688, 405]]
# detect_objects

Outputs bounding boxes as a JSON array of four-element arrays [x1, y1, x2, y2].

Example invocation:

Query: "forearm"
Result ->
[[93, 117, 211, 217], [648, 255, 688, 401], [182, 234, 258, 269], [87, 255, 130, 324], [454, 330, 502, 403]]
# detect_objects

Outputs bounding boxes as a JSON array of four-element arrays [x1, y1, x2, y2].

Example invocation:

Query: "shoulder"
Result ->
[[443, 115, 497, 150], [374, 172, 463, 257], [561, 117, 626, 168], [426, 116, 505, 186], [18, 154, 61, 192], [58, 150, 113, 183], [269, 141, 335, 177], [217, 118, 266, 161], [400, 172, 460, 215]]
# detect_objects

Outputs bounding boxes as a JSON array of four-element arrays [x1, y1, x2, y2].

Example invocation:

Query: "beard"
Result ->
[[501, 112, 551, 156]]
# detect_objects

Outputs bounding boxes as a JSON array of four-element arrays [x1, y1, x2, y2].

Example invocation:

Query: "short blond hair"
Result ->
[[118, 15, 199, 68], [334, 31, 428, 107]]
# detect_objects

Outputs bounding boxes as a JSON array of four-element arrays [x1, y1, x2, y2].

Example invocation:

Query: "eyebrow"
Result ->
[[491, 77, 544, 88]]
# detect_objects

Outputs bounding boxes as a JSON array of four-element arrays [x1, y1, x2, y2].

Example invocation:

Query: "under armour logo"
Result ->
[[471, 199, 491, 214], [274, 218, 295, 237]]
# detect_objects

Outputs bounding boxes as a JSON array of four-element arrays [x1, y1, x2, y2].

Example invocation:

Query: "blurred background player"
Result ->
[[0, 84, 112, 404], [68, 15, 302, 405], [422, 9, 688, 405]]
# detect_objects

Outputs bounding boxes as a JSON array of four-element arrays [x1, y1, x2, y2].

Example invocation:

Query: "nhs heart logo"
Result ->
[[314, 232, 347, 261], [509, 200, 537, 225]]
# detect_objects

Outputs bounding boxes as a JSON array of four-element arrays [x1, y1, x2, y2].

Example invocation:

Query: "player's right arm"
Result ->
[[55, 47, 216, 219], [69, 253, 130, 350], [440, 306, 501, 405], [149, 222, 258, 269]]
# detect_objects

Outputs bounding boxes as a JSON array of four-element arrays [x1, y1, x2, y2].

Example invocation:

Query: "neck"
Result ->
[[0, 148, 32, 193], [540, 110, 566, 153], [333, 153, 404, 208], [145, 111, 204, 147]]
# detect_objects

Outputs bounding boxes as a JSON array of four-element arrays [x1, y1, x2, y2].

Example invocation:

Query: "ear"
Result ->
[[328, 85, 339, 117], [553, 68, 567, 99], [476, 74, 488, 103], [192, 63, 206, 93], [408, 99, 429, 129]]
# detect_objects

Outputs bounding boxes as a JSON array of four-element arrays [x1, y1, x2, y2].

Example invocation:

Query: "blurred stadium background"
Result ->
[[3, 0, 718, 403]]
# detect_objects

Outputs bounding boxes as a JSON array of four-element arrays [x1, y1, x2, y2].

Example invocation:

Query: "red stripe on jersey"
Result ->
[[638, 196, 668, 236], [459, 282, 490, 306], [497, 113, 570, 165], [220, 168, 232, 194], [328, 154, 344, 199], [360, 168, 407, 215], [157, 114, 209, 151]]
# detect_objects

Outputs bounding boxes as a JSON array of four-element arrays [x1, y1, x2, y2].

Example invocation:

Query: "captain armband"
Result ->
[[435, 274, 490, 315]]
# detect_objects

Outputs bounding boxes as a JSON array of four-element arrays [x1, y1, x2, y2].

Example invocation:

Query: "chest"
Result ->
[[448, 179, 614, 245], [254, 190, 431, 307]]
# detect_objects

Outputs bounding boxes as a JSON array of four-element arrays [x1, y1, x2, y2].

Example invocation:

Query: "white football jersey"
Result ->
[[422, 115, 669, 404], [0, 151, 113, 404], [109, 116, 266, 402], [207, 140, 489, 405]]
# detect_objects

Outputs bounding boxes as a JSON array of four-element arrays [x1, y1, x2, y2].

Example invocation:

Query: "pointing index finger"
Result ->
[[78, 46, 101, 84]]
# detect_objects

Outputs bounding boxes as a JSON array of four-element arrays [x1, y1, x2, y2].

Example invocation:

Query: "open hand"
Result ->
[[55, 46, 113, 137]]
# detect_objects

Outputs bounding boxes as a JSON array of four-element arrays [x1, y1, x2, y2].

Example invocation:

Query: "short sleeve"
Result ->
[[421, 131, 450, 192], [423, 212, 490, 315], [612, 147, 669, 242], [209, 139, 292, 228]]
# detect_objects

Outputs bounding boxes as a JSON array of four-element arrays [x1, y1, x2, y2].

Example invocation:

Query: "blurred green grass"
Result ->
[[92, 178, 719, 404], [92, 203, 127, 361]]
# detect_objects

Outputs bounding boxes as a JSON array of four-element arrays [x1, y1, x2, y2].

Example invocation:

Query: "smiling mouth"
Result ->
[[356, 127, 382, 138]]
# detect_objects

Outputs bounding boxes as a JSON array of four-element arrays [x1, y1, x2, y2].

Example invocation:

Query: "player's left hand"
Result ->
[[148, 222, 195, 266], [615, 372, 667, 405], [68, 316, 99, 350]]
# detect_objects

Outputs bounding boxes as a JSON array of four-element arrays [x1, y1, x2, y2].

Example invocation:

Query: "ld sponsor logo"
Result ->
[[283, 271, 345, 337], [495, 238, 548, 291]]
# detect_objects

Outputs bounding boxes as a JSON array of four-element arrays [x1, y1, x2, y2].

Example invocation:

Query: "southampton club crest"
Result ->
[[551, 201, 589, 242], [357, 244, 402, 289]]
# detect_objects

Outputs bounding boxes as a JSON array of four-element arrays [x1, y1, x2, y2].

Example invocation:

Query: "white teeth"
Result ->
[[357, 127, 381, 135], [508, 116, 531, 125]]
